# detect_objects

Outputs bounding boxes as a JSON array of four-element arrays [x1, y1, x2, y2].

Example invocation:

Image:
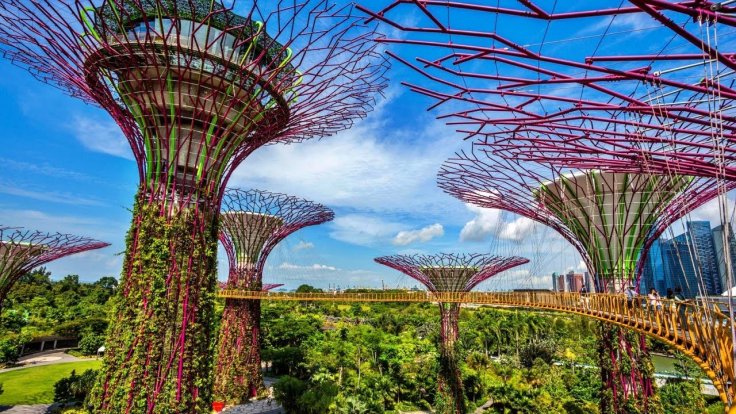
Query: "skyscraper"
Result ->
[[712, 224, 736, 293], [681, 221, 722, 296], [641, 221, 723, 298]]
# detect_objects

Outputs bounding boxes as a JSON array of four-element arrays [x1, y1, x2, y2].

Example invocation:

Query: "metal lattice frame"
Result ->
[[214, 188, 333, 404], [357, 1, 736, 182], [374, 253, 528, 414], [0, 226, 109, 311], [0, 0, 389, 206], [438, 145, 726, 290], [0, 1, 387, 411], [219, 188, 334, 289], [374, 253, 528, 293]]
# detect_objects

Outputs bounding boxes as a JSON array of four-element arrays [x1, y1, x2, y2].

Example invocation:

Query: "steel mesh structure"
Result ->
[[439, 145, 731, 290], [0, 226, 109, 312], [0, 1, 387, 411], [214, 188, 333, 404], [358, 3, 736, 412], [375, 253, 528, 414], [357, 1, 736, 181], [437, 146, 730, 412]]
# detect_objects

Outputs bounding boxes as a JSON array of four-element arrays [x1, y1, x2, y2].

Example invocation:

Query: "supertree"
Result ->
[[0, 226, 109, 312], [437, 145, 735, 413], [374, 253, 529, 414], [354, 1, 736, 182], [214, 188, 333, 404], [0, 1, 387, 411], [357, 2, 736, 411]]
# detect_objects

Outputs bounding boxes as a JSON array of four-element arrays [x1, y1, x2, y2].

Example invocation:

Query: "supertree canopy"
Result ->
[[0, 226, 109, 312], [214, 188, 333, 404], [0, 1, 387, 412], [375, 253, 528, 414], [437, 145, 735, 412], [356, 1, 736, 183]]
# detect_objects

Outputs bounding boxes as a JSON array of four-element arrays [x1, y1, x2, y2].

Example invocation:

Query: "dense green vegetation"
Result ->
[[0, 275, 724, 413], [0, 360, 101, 405], [0, 268, 116, 364], [262, 287, 723, 414]]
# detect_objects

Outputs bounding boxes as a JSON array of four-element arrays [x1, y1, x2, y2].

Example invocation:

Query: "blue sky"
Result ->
[[0, 1, 732, 291], [0, 55, 587, 291]]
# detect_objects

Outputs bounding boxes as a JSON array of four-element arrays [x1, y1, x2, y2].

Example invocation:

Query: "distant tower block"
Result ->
[[0, 226, 109, 311], [0, 1, 386, 410], [375, 253, 529, 414], [535, 171, 689, 291], [214, 189, 333, 404]]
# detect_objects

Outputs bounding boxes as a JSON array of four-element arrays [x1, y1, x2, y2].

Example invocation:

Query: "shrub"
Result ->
[[54, 369, 98, 404], [273, 376, 307, 413], [78, 334, 104, 356], [0, 334, 29, 365], [519, 338, 557, 368]]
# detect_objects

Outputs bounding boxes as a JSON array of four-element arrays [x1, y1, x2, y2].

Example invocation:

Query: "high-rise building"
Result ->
[[680, 221, 721, 296], [641, 221, 723, 298], [641, 239, 667, 294], [712, 224, 736, 293], [566, 270, 584, 292]]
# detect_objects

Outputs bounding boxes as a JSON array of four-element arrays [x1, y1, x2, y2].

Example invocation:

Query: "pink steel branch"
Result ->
[[374, 253, 529, 293], [0, 226, 109, 309], [219, 188, 334, 289], [437, 144, 734, 287], [358, 1, 736, 180], [0, 0, 389, 206]]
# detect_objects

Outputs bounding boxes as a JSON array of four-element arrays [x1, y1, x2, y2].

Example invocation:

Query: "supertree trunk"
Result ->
[[597, 324, 662, 414], [213, 277, 263, 403], [90, 191, 219, 414], [437, 303, 465, 414]]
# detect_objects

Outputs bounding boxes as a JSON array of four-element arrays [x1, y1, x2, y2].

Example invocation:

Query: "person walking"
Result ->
[[624, 284, 637, 310], [647, 288, 662, 313], [580, 285, 590, 310]]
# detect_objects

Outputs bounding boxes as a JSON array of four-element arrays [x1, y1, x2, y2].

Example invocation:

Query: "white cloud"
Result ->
[[460, 205, 502, 242], [278, 262, 337, 271], [329, 214, 404, 246], [498, 216, 537, 242], [392, 223, 444, 246], [0, 181, 104, 206], [70, 116, 133, 160], [293, 241, 314, 251], [228, 103, 462, 219], [460, 205, 543, 243]]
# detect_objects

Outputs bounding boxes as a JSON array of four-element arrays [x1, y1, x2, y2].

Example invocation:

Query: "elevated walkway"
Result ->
[[219, 290, 736, 411]]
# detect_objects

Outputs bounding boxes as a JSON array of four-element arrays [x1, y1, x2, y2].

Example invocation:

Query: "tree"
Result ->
[[54, 369, 99, 404], [273, 376, 307, 413], [295, 285, 323, 293], [78, 333, 105, 355]]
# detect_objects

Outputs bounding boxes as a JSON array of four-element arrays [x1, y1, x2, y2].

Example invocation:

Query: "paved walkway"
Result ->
[[0, 350, 93, 373], [0, 404, 57, 413], [224, 399, 283, 414]]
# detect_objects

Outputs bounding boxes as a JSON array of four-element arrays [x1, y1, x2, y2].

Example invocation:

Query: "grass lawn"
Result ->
[[0, 360, 101, 406]]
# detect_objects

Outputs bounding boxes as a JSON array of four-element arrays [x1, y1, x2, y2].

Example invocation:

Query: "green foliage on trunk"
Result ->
[[597, 323, 663, 414], [89, 196, 218, 413]]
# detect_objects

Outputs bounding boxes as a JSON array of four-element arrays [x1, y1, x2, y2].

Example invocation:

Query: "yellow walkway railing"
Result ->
[[219, 290, 736, 411]]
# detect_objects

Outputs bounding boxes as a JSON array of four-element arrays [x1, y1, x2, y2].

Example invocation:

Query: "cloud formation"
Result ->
[[460, 205, 502, 242], [329, 214, 404, 246], [70, 116, 133, 160], [278, 262, 338, 271], [392, 223, 444, 246], [293, 241, 314, 251], [460, 205, 544, 243]]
